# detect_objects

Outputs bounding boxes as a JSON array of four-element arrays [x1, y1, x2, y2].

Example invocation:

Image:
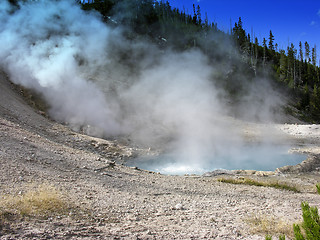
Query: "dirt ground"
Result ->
[[1, 70, 320, 240]]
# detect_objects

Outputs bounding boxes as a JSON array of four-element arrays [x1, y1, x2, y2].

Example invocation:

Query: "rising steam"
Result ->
[[0, 0, 288, 174]]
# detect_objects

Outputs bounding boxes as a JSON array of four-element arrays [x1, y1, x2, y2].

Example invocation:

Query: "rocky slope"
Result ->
[[1, 70, 320, 239]]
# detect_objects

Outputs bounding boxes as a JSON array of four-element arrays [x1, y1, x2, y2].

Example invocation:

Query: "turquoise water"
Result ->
[[127, 145, 306, 175]]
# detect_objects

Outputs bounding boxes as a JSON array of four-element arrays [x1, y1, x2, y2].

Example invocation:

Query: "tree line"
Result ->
[[232, 17, 320, 120], [81, 0, 320, 122]]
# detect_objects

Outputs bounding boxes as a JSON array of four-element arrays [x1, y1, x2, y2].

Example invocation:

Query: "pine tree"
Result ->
[[298, 41, 304, 83], [192, 4, 197, 24], [287, 43, 297, 87], [204, 12, 209, 28], [312, 45, 317, 68], [233, 18, 247, 52], [300, 83, 310, 110], [305, 41, 310, 63], [299, 41, 304, 62], [268, 30, 275, 51], [262, 38, 267, 66], [279, 49, 288, 82], [197, 5, 202, 25], [310, 84, 320, 117], [254, 37, 259, 59]]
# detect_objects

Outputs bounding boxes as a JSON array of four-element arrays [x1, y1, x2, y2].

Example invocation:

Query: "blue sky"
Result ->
[[169, 0, 320, 60]]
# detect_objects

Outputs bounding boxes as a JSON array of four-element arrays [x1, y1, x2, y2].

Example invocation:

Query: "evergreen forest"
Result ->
[[81, 0, 320, 122]]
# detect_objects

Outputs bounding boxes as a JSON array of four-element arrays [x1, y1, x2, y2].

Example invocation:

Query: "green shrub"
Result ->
[[266, 235, 272, 240], [265, 234, 286, 240], [293, 202, 320, 240], [291, 183, 320, 239], [265, 183, 320, 240], [279, 235, 286, 240]]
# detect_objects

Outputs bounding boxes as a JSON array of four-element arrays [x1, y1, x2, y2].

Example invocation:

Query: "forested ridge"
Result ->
[[82, 0, 320, 122]]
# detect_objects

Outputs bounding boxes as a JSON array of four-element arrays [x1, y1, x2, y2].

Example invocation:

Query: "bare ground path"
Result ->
[[1, 71, 320, 239]]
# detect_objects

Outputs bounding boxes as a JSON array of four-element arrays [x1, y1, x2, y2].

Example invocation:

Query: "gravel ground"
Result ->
[[1, 71, 320, 240]]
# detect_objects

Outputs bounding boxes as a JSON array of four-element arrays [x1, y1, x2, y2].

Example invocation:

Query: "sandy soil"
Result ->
[[1, 70, 320, 239]]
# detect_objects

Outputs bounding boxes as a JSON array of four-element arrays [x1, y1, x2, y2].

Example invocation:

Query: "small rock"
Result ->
[[173, 203, 184, 210]]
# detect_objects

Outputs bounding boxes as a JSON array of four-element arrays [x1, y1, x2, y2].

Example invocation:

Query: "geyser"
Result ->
[[127, 145, 306, 175], [0, 0, 297, 175]]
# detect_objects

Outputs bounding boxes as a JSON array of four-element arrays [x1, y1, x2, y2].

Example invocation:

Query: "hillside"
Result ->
[[81, 0, 320, 123], [1, 69, 320, 239]]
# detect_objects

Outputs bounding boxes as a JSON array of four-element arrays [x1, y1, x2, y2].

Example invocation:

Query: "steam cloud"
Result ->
[[0, 0, 287, 174]]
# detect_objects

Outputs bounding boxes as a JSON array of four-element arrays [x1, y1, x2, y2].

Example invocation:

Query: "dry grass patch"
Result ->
[[218, 177, 300, 193], [245, 214, 294, 238], [0, 184, 72, 220]]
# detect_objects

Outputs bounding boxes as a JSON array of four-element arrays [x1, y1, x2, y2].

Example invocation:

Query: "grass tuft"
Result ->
[[218, 177, 300, 193], [245, 214, 294, 238], [0, 184, 71, 219]]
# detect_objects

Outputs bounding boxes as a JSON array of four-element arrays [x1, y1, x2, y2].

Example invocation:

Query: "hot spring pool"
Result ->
[[126, 145, 306, 175]]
